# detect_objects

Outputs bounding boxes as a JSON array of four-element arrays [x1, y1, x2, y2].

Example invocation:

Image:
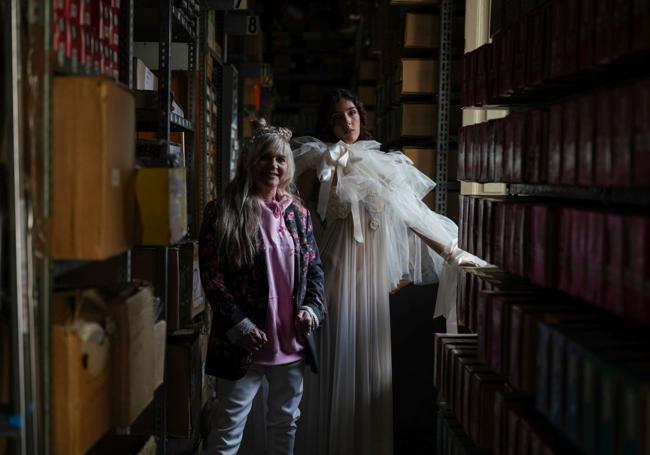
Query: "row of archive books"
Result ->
[[462, 0, 650, 107], [441, 268, 650, 454], [435, 332, 576, 455], [458, 195, 650, 329], [458, 76, 650, 188]]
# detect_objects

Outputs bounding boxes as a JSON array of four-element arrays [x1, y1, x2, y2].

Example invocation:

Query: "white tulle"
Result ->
[[290, 138, 482, 455]]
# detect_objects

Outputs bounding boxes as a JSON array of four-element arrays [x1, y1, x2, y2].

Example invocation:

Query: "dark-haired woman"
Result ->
[[199, 122, 325, 455], [292, 89, 483, 455]]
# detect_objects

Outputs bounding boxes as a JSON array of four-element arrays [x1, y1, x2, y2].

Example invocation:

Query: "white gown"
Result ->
[[291, 139, 481, 455]]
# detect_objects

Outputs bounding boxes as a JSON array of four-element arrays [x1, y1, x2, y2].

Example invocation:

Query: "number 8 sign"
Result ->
[[246, 16, 259, 35]]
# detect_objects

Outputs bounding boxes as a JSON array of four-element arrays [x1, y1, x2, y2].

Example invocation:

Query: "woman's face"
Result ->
[[251, 145, 289, 195], [330, 98, 361, 144]]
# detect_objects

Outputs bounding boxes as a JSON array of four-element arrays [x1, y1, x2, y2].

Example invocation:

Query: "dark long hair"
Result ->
[[315, 88, 374, 143]]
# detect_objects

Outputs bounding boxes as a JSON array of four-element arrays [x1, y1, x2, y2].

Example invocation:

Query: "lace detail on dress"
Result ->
[[327, 190, 351, 220]]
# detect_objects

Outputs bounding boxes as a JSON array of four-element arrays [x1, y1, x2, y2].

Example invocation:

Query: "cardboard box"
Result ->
[[51, 77, 135, 260], [134, 58, 158, 91], [135, 167, 188, 246], [181, 241, 206, 323], [401, 103, 436, 137], [359, 60, 378, 81], [131, 242, 200, 330], [400, 59, 437, 94], [153, 320, 167, 390], [358, 85, 377, 107], [52, 289, 112, 455], [108, 285, 156, 427], [166, 331, 203, 438], [404, 13, 440, 48]]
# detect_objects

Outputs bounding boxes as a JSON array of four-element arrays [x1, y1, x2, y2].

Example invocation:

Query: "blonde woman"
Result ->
[[199, 121, 325, 455]]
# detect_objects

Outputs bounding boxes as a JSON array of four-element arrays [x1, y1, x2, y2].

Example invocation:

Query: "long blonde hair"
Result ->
[[215, 123, 299, 268]]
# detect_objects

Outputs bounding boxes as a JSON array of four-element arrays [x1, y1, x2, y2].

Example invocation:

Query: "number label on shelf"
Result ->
[[234, 0, 248, 9], [246, 16, 259, 35]]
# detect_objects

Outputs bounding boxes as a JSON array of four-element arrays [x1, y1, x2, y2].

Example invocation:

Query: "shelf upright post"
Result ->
[[186, 29, 197, 235], [199, 1, 209, 213], [435, 0, 453, 216], [4, 0, 31, 453], [154, 2, 172, 454], [119, 0, 134, 89]]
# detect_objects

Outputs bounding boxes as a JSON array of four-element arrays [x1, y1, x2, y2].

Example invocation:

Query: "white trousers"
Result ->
[[214, 360, 305, 455]]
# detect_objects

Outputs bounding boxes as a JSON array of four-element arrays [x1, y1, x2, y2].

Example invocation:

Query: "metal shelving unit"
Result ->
[[435, 0, 453, 216], [2, 2, 39, 454]]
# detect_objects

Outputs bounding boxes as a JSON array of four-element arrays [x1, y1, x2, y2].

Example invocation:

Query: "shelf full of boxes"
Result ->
[[264, 1, 357, 137], [360, 0, 465, 221], [437, 0, 650, 454], [0, 0, 229, 454]]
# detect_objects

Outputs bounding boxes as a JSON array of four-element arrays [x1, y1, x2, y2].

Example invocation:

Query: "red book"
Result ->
[[540, 109, 549, 183], [477, 198, 485, 260], [594, 0, 613, 64], [578, 0, 596, 70], [611, 85, 632, 187], [633, 79, 650, 188], [461, 51, 469, 106], [465, 125, 475, 180], [604, 213, 624, 316], [569, 209, 588, 300], [484, 199, 494, 265], [458, 268, 470, 328], [477, 291, 490, 363], [548, 0, 565, 79], [563, 0, 581, 76], [493, 201, 506, 268], [595, 89, 613, 186], [547, 103, 563, 184], [468, 197, 477, 256], [504, 115, 515, 183], [631, 0, 650, 52], [466, 50, 476, 106], [513, 21, 528, 91], [486, 121, 496, 183], [458, 127, 467, 180], [459, 195, 467, 250], [477, 45, 489, 105], [585, 211, 605, 307], [494, 118, 505, 182], [53, 3, 66, 62], [65, 0, 81, 70], [529, 204, 549, 287], [513, 112, 526, 183], [488, 37, 501, 102], [625, 215, 647, 325], [513, 203, 528, 276], [525, 110, 543, 183], [556, 207, 573, 292], [490, 297, 506, 373], [561, 99, 578, 185], [577, 94, 595, 186], [473, 124, 482, 182], [611, 0, 631, 59], [499, 27, 515, 96], [526, 5, 547, 87], [478, 122, 490, 182], [504, 203, 517, 273]]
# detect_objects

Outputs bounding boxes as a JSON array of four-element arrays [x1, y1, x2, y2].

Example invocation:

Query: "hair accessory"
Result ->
[[247, 118, 293, 145]]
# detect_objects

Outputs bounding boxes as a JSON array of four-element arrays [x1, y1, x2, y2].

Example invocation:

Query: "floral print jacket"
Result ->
[[199, 199, 326, 380]]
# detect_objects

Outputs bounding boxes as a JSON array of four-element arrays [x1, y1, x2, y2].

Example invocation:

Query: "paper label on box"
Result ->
[[111, 168, 121, 187]]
